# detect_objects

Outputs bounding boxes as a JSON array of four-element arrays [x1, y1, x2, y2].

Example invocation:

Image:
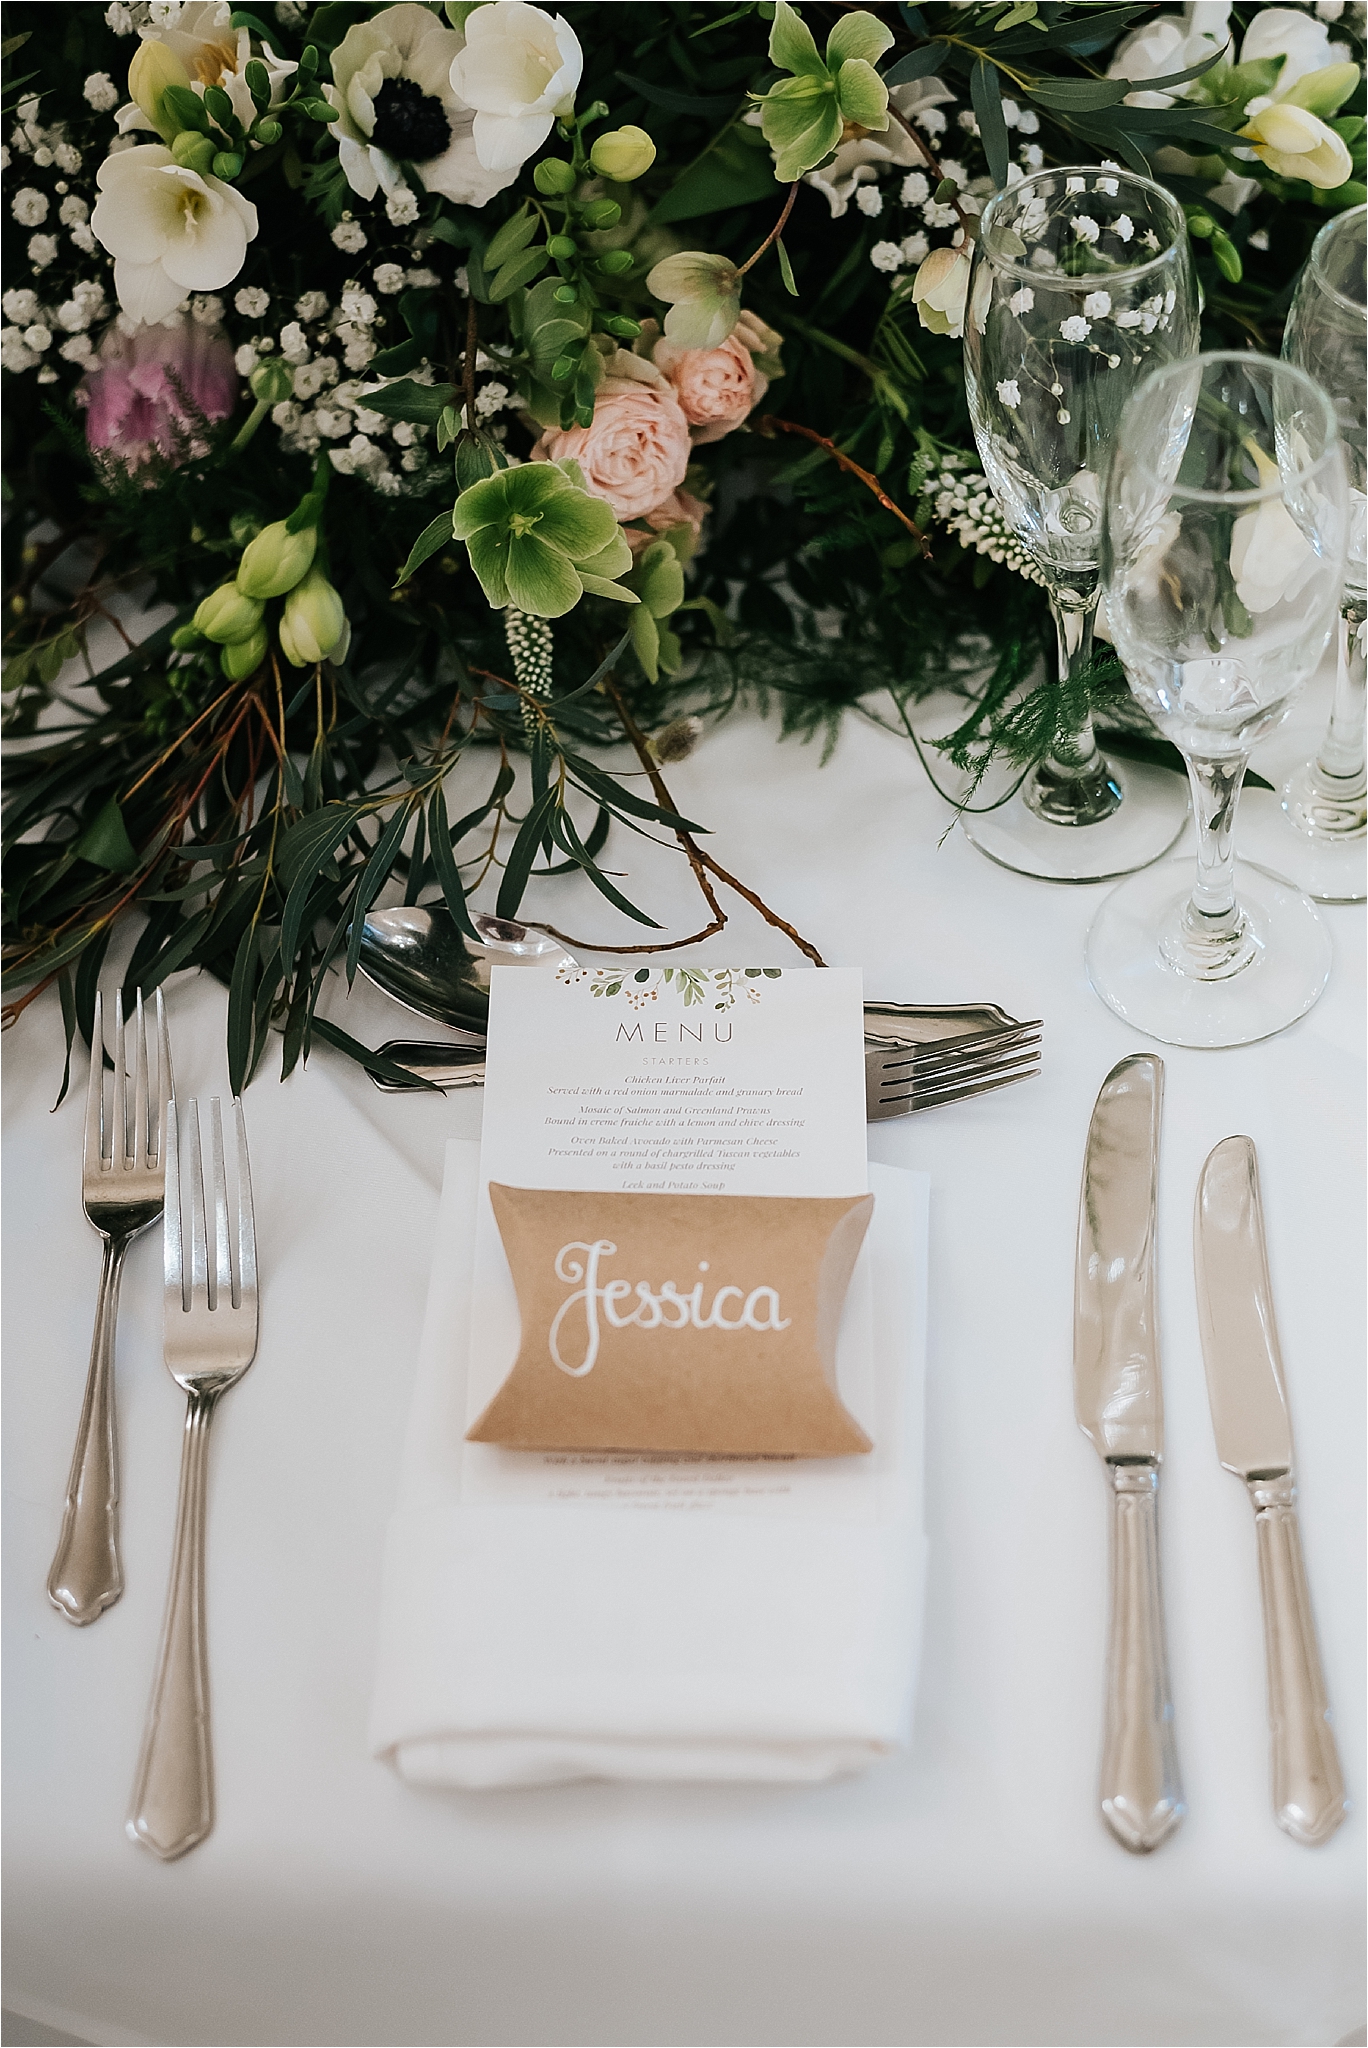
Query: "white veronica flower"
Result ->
[[3, 288, 40, 323], [12, 188, 48, 227], [332, 219, 367, 254], [235, 286, 269, 317], [28, 236, 58, 271], [449, 1, 584, 175], [856, 185, 883, 218], [901, 172, 929, 206], [92, 143, 258, 323], [1083, 291, 1112, 317], [1060, 315, 1091, 342], [327, 2, 511, 208], [373, 263, 406, 295], [85, 72, 120, 110], [870, 240, 903, 273]]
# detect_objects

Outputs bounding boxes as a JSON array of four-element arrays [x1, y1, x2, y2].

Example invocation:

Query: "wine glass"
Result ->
[[1241, 204, 1367, 902], [1087, 353, 1347, 1049], [962, 165, 1199, 880]]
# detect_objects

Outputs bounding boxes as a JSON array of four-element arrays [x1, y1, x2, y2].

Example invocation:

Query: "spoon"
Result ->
[[356, 906, 577, 1034]]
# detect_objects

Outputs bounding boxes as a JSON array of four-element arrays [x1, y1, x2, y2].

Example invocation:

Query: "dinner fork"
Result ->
[[864, 1002, 1043, 1120], [48, 988, 174, 1626], [127, 1096, 258, 1863]]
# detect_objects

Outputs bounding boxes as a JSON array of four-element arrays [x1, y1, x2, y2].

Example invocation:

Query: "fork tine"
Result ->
[[872, 1022, 1043, 1077], [113, 989, 128, 1165], [85, 989, 105, 1174], [879, 1035, 1043, 1087], [132, 989, 151, 1168], [210, 1098, 231, 1312], [186, 1099, 209, 1308], [164, 1098, 184, 1310], [871, 1047, 1042, 1114], [906, 1063, 1042, 1113], [234, 1096, 256, 1313], [156, 988, 175, 1159]]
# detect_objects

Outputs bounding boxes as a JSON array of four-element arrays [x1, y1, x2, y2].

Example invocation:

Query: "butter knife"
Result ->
[[1194, 1135, 1347, 1847], [1074, 1053, 1185, 1853]]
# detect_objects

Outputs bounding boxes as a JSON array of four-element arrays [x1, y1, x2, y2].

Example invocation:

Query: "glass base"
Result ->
[[961, 754, 1188, 882], [1085, 859, 1331, 1049], [1236, 762, 1367, 904]]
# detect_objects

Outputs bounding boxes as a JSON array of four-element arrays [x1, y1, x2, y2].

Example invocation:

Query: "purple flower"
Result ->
[[82, 314, 236, 469]]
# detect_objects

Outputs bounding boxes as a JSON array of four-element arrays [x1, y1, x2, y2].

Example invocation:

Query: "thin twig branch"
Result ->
[[737, 181, 799, 278], [756, 414, 932, 559]]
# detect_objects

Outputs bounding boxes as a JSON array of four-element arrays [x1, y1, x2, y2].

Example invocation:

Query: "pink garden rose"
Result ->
[[82, 313, 237, 469], [534, 351, 690, 522], [624, 486, 708, 558], [648, 310, 780, 446]]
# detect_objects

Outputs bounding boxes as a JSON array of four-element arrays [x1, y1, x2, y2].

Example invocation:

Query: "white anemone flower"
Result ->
[[92, 143, 258, 323], [325, 3, 513, 208], [117, 0, 296, 140], [448, 1, 584, 175]]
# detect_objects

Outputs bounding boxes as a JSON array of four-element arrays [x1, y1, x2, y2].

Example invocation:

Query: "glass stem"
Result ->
[[1025, 577, 1123, 826], [1314, 599, 1367, 790], [1165, 754, 1259, 980]]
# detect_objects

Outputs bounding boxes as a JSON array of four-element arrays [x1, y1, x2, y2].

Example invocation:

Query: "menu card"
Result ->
[[459, 965, 889, 1515]]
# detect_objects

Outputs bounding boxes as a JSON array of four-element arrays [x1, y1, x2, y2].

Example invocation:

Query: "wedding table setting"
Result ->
[[3, 4, 1367, 2044]]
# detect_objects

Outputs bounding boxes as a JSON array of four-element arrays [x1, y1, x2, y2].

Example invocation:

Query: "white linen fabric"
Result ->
[[2, 648, 1364, 2047], [370, 1143, 929, 1788]]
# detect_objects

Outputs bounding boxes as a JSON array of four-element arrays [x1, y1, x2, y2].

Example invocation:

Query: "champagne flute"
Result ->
[[962, 165, 1199, 880], [1242, 203, 1367, 902], [1087, 353, 1347, 1048]]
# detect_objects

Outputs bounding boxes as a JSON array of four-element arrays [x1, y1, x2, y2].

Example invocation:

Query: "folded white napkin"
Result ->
[[369, 1139, 928, 1789]]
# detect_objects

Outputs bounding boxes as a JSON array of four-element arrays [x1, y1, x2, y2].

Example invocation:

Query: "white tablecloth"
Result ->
[[3, 673, 1364, 2048]]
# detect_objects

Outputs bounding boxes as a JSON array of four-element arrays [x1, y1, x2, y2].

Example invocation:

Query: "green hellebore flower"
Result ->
[[236, 520, 317, 600], [279, 565, 349, 667], [193, 582, 266, 645], [645, 251, 741, 350], [128, 38, 194, 144], [626, 539, 687, 682], [219, 624, 268, 681], [452, 461, 640, 619], [756, 2, 892, 184], [589, 126, 657, 182]]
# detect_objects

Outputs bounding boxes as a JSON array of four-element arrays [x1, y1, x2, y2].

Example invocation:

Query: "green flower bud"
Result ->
[[533, 157, 577, 195], [278, 565, 348, 666], [547, 233, 577, 259], [250, 358, 294, 404], [211, 150, 244, 180], [255, 117, 282, 145], [171, 128, 219, 174], [193, 583, 266, 645], [553, 284, 578, 304], [219, 625, 268, 680], [128, 37, 194, 143], [170, 623, 206, 651], [588, 126, 657, 183], [579, 198, 621, 230], [235, 520, 317, 599], [596, 248, 634, 275], [601, 315, 641, 340]]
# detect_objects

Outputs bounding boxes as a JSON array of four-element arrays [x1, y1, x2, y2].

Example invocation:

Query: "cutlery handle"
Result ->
[[1100, 1463, 1185, 1853], [127, 1392, 216, 1861], [47, 1234, 129, 1624], [1248, 1475, 1347, 1846]]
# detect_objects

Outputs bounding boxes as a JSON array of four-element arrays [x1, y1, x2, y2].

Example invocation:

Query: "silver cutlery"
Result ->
[[863, 1002, 1042, 1119], [127, 1096, 258, 1862], [1074, 1052, 1184, 1853], [48, 988, 174, 1626], [1194, 1135, 1347, 1847], [356, 905, 577, 1031]]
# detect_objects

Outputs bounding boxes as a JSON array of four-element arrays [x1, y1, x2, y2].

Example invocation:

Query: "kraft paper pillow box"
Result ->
[[468, 1184, 875, 1457]]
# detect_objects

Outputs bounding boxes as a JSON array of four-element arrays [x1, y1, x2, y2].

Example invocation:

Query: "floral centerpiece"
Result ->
[[3, 0, 1363, 1090]]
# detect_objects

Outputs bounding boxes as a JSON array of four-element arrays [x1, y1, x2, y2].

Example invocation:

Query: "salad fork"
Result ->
[[48, 987, 173, 1625], [863, 1003, 1043, 1119], [127, 1095, 258, 1862]]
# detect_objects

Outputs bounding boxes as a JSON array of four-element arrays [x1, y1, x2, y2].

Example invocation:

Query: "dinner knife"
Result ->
[[1074, 1053, 1185, 1853], [1194, 1135, 1347, 1847]]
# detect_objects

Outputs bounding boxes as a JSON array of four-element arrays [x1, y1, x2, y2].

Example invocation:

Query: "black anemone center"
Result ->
[[370, 77, 451, 163]]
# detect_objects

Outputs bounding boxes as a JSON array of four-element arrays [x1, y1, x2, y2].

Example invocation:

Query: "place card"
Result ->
[[459, 964, 882, 1514]]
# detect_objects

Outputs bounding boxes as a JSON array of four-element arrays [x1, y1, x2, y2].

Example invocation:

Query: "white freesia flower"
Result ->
[[449, 1, 583, 175], [91, 143, 258, 323], [1107, 3, 1231, 108], [1241, 98, 1353, 186], [912, 244, 971, 337], [117, 1, 296, 140], [326, 2, 512, 208], [1229, 452, 1319, 613], [806, 79, 954, 218], [1241, 6, 1344, 90]]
